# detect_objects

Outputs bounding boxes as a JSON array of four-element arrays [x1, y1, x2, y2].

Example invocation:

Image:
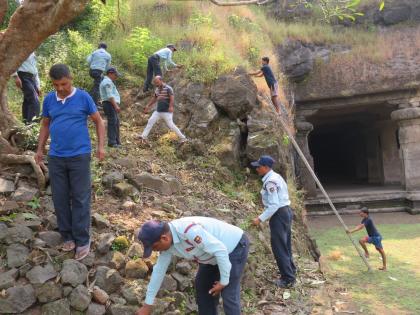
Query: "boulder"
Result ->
[[12, 185, 38, 202], [0, 178, 15, 195], [125, 258, 149, 279], [35, 281, 63, 303], [160, 274, 177, 292], [60, 259, 88, 287], [102, 171, 124, 188], [92, 286, 109, 305], [4, 225, 33, 244], [0, 200, 19, 213], [80, 252, 96, 267], [113, 182, 136, 198], [188, 98, 218, 133], [26, 264, 57, 284], [0, 268, 19, 290], [87, 303, 106, 315], [382, 5, 411, 25], [211, 69, 257, 120], [94, 266, 123, 294], [92, 213, 110, 230], [96, 233, 115, 254], [41, 299, 70, 315], [126, 243, 143, 259], [171, 272, 191, 291], [0, 284, 36, 314], [121, 284, 143, 305], [110, 251, 126, 270], [46, 214, 58, 230], [175, 261, 192, 276], [108, 304, 138, 315], [7, 243, 30, 268], [69, 285, 91, 311], [278, 39, 314, 82], [127, 173, 180, 195]]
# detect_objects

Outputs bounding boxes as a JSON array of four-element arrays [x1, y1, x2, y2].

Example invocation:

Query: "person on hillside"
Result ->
[[249, 57, 281, 114], [100, 67, 122, 148], [35, 64, 105, 261], [135, 217, 250, 315], [86, 42, 112, 105], [251, 155, 296, 288], [143, 44, 182, 93], [138, 75, 187, 143], [12, 52, 41, 124], [346, 208, 387, 271]]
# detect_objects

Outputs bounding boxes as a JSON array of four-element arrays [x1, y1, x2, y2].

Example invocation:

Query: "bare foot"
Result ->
[[379, 266, 387, 271]]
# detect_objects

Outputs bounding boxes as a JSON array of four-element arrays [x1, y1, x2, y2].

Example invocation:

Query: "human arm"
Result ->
[[90, 112, 106, 161], [86, 53, 92, 66], [13, 74, 22, 89], [35, 118, 50, 165], [166, 50, 177, 68], [168, 93, 174, 113], [257, 182, 281, 222], [248, 70, 263, 77], [108, 97, 120, 113], [143, 95, 157, 113], [346, 224, 365, 234]]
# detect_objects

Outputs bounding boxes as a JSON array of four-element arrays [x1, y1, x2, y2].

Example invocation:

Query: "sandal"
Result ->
[[62, 241, 76, 252], [75, 243, 91, 261]]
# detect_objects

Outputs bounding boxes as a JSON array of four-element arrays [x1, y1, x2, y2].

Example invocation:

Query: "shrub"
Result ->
[[0, 0, 19, 30]]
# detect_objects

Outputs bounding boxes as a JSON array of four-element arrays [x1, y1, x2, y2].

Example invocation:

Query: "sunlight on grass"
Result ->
[[312, 224, 420, 314]]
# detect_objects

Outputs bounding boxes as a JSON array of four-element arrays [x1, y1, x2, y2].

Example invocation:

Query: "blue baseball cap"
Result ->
[[106, 67, 121, 76], [137, 220, 166, 258], [251, 155, 275, 168]]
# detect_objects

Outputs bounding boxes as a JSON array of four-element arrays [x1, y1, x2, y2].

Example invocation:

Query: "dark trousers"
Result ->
[[102, 101, 120, 146], [89, 69, 103, 104], [195, 234, 249, 315], [18, 71, 40, 124], [143, 54, 162, 92], [48, 154, 92, 247], [269, 206, 296, 283]]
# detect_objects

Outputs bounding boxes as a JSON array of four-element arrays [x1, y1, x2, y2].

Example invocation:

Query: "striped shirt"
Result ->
[[155, 84, 174, 112]]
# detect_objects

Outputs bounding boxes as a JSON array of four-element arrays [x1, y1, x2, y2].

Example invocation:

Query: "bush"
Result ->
[[0, 0, 19, 30]]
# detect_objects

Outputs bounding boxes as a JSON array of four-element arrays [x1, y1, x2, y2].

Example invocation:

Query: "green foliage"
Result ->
[[228, 14, 260, 32], [16, 121, 41, 151], [27, 197, 41, 210], [0, 0, 19, 30], [189, 12, 215, 28], [125, 27, 163, 72], [0, 213, 17, 223], [112, 235, 130, 251]]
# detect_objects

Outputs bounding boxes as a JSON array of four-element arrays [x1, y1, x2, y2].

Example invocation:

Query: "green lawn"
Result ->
[[312, 224, 420, 315]]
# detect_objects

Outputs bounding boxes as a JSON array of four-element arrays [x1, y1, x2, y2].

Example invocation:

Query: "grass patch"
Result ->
[[312, 224, 420, 314]]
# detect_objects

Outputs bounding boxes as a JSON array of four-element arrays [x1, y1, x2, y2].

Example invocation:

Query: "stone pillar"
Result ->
[[295, 121, 317, 197], [391, 107, 420, 214]]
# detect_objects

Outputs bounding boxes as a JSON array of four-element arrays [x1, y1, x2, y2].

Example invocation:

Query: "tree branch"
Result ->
[[209, 0, 271, 6]]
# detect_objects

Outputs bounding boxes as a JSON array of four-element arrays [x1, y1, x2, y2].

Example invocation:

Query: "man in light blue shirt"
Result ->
[[135, 217, 249, 315], [12, 52, 41, 124], [100, 67, 121, 148], [143, 44, 181, 93], [251, 155, 296, 288], [86, 42, 112, 104]]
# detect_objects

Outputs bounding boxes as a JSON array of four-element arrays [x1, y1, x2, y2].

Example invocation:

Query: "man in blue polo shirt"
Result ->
[[35, 64, 105, 261], [87, 42, 112, 104]]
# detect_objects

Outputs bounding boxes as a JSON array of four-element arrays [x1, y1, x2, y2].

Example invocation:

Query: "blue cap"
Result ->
[[251, 155, 275, 168], [137, 220, 165, 258], [106, 67, 121, 76]]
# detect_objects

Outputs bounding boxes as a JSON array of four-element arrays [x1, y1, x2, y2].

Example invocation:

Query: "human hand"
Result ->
[[34, 150, 44, 165], [209, 281, 225, 297], [168, 106, 174, 113], [115, 105, 121, 113], [135, 304, 152, 315], [96, 147, 105, 161], [37, 89, 42, 98], [143, 107, 149, 114], [176, 64, 184, 68], [345, 229, 351, 234], [15, 76, 22, 89], [252, 217, 261, 227]]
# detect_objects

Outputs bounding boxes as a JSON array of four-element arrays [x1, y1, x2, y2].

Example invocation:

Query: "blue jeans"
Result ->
[[269, 206, 296, 283], [143, 54, 162, 92], [89, 69, 103, 105], [103, 101, 120, 146], [18, 71, 40, 124], [48, 154, 91, 247], [195, 234, 249, 315]]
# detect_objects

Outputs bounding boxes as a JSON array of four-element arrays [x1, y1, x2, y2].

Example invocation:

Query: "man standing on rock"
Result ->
[[251, 155, 296, 288], [87, 42, 112, 105], [35, 64, 105, 261], [135, 217, 250, 315], [249, 57, 281, 114], [138, 75, 187, 143], [143, 44, 181, 93]]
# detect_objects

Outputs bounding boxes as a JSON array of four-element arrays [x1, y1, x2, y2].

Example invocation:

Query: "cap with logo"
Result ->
[[251, 155, 275, 168], [137, 220, 166, 258]]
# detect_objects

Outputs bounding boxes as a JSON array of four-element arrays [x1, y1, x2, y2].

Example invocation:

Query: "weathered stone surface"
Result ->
[[92, 213, 110, 230], [109, 294, 126, 305], [80, 252, 96, 267], [92, 286, 109, 305], [108, 304, 138, 315], [160, 274, 177, 292], [94, 266, 123, 294], [113, 182, 136, 198], [12, 185, 38, 202], [175, 261, 192, 276], [69, 285, 91, 311], [125, 258, 148, 279], [110, 251, 126, 270], [0, 222, 7, 240], [4, 225, 33, 244], [0, 268, 18, 290], [35, 281, 63, 303], [188, 98, 218, 132], [121, 284, 142, 305], [114, 158, 137, 169], [41, 299, 70, 315], [87, 303, 106, 315], [96, 233, 115, 254], [26, 264, 57, 284], [278, 39, 314, 82], [102, 171, 124, 188], [0, 178, 15, 194], [382, 5, 411, 25], [127, 173, 179, 195], [0, 284, 36, 313], [60, 259, 88, 287], [7, 243, 29, 267], [126, 243, 143, 258], [63, 286, 73, 297], [171, 272, 191, 291], [0, 200, 19, 213], [37, 231, 63, 248], [211, 69, 257, 120], [46, 214, 58, 230]]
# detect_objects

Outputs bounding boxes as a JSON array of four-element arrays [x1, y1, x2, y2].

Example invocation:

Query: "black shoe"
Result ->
[[274, 279, 295, 288], [108, 144, 122, 149]]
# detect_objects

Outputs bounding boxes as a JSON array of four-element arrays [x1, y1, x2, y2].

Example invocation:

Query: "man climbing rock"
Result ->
[[143, 44, 182, 93], [86, 42, 112, 104], [138, 75, 187, 143], [35, 64, 105, 261], [135, 217, 250, 315], [12, 52, 41, 124], [251, 155, 296, 288], [249, 57, 281, 114], [100, 67, 122, 148]]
